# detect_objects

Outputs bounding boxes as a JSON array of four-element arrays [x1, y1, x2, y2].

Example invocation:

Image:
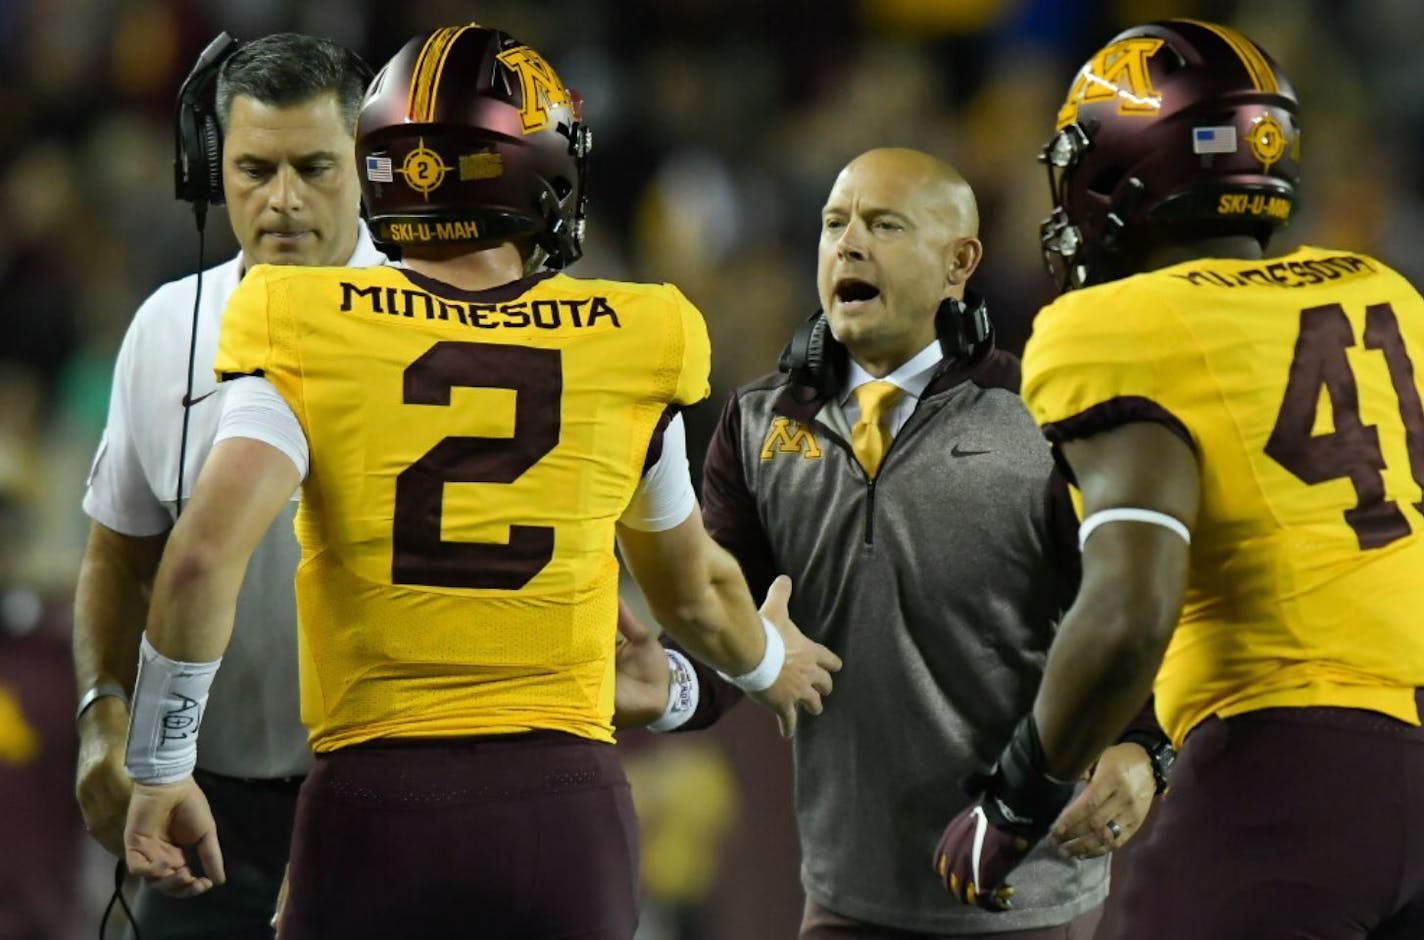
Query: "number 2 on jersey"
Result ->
[[1265, 302, 1424, 549], [392, 341, 561, 589]]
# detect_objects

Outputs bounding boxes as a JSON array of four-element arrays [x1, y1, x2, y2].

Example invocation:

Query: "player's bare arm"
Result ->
[[1032, 420, 1199, 779], [934, 420, 1196, 910], [617, 511, 842, 737], [73, 523, 167, 856], [145, 439, 299, 662], [123, 437, 300, 894]]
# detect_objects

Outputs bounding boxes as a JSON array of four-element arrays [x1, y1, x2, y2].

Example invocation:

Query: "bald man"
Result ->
[[616, 149, 1159, 937]]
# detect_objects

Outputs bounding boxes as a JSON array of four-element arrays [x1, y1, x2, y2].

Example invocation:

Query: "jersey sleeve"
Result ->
[[666, 285, 712, 408], [1021, 281, 1201, 453], [214, 375, 310, 481], [619, 413, 696, 532], [213, 265, 277, 382]]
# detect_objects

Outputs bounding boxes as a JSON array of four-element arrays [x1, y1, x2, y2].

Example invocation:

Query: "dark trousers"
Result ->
[[127, 769, 302, 939], [798, 897, 1102, 939], [280, 732, 638, 940], [1107, 699, 1424, 939]]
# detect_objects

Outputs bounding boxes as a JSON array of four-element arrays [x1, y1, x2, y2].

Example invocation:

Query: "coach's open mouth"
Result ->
[[834, 278, 880, 305]]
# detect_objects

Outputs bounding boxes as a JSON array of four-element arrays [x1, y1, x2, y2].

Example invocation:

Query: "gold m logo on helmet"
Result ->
[[496, 46, 571, 134], [759, 418, 823, 461], [1057, 38, 1166, 130]]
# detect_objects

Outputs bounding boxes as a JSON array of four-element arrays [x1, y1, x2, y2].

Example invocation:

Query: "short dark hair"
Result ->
[[215, 33, 370, 135]]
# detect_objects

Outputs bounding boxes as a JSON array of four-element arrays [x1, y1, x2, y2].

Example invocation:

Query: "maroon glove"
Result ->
[[933, 802, 1032, 910], [932, 715, 1075, 911]]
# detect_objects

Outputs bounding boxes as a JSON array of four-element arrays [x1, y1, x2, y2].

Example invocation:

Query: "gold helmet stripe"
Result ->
[[1180, 19, 1279, 94], [407, 24, 476, 122]]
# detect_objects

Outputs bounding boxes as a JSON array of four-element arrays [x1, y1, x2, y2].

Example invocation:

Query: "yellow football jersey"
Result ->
[[1023, 246, 1424, 746], [214, 265, 710, 751]]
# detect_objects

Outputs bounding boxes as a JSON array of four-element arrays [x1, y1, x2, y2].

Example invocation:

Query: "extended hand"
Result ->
[[1051, 741, 1156, 858], [613, 599, 673, 728], [124, 776, 226, 898], [750, 576, 842, 738]]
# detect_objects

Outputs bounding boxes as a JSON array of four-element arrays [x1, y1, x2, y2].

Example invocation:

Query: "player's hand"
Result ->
[[124, 776, 225, 898], [613, 599, 673, 728], [1051, 741, 1156, 858], [933, 715, 1076, 911], [75, 696, 134, 857], [933, 802, 1031, 911], [750, 576, 842, 738]]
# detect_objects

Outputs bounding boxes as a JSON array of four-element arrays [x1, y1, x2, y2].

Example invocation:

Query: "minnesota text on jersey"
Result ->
[[341, 281, 623, 329]]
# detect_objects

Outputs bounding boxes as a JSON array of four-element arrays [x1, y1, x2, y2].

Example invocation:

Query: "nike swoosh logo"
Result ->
[[951, 444, 990, 457], [182, 389, 219, 407]]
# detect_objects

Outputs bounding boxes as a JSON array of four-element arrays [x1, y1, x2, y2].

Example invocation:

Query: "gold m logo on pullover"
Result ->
[[760, 418, 823, 461]]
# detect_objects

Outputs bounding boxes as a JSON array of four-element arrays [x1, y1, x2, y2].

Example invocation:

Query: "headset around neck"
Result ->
[[778, 290, 993, 397]]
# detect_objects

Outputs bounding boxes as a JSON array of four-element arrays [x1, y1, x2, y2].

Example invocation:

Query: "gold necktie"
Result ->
[[851, 380, 903, 478]]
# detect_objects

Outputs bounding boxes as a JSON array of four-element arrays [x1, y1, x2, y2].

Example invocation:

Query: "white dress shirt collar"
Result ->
[[841, 339, 944, 407]]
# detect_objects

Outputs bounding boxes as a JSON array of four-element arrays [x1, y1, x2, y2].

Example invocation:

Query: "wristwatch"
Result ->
[[75, 682, 129, 723], [1119, 730, 1176, 794]]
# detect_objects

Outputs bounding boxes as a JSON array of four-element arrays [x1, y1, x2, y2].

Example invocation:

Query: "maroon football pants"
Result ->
[[280, 732, 638, 940], [1107, 696, 1424, 939]]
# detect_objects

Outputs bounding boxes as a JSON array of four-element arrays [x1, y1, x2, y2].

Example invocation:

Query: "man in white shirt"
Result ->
[[72, 32, 382, 937]]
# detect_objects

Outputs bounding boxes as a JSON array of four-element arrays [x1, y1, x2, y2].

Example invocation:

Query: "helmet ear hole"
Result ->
[[551, 176, 574, 201]]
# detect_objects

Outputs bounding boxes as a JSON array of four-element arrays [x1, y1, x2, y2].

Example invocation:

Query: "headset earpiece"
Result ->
[[198, 113, 222, 198], [935, 289, 993, 359], [175, 32, 240, 221], [779, 310, 844, 397]]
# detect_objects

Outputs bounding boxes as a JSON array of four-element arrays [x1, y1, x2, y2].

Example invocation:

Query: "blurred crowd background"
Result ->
[[3, 0, 1421, 937]]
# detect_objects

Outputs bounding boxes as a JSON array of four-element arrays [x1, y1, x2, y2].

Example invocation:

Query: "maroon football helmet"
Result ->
[[356, 24, 591, 268], [1041, 19, 1301, 292]]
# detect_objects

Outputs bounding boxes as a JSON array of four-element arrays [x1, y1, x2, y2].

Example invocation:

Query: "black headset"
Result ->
[[778, 290, 993, 397], [174, 31, 241, 226]]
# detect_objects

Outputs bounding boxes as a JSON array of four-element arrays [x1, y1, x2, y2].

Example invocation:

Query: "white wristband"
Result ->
[[124, 633, 221, 785], [647, 650, 700, 732], [718, 616, 786, 693]]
